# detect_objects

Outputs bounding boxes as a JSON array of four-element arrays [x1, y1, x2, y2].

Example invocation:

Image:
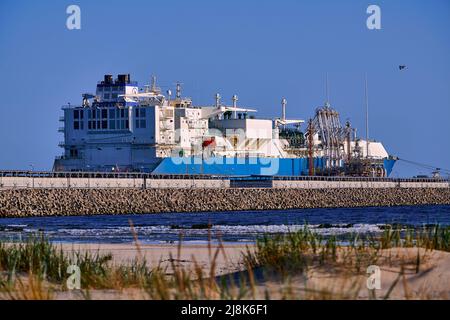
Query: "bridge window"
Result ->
[[136, 107, 146, 118], [135, 107, 146, 128], [69, 148, 78, 158], [86, 107, 130, 131]]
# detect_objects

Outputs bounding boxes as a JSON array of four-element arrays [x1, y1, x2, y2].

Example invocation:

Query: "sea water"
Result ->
[[0, 205, 448, 244]]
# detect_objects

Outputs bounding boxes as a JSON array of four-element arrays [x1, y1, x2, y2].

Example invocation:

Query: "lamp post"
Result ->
[[86, 165, 91, 187], [29, 164, 35, 188]]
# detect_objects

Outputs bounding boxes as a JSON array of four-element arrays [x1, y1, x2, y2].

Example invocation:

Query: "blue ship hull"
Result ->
[[152, 156, 396, 177], [383, 158, 396, 177]]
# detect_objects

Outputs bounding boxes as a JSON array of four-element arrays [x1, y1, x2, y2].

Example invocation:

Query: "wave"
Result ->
[[49, 223, 384, 238], [3, 222, 442, 244]]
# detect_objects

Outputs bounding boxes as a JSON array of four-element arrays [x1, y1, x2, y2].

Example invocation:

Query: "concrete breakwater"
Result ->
[[0, 188, 449, 217]]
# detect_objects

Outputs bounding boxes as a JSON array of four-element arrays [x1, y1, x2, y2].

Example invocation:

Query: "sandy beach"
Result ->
[[49, 242, 450, 300], [257, 247, 450, 300], [56, 242, 253, 275]]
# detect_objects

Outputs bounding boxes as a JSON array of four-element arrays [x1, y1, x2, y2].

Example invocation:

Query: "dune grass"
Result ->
[[0, 225, 448, 300], [244, 225, 449, 274]]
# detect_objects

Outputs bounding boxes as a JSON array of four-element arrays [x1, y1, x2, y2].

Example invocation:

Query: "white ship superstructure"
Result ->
[[54, 74, 395, 176]]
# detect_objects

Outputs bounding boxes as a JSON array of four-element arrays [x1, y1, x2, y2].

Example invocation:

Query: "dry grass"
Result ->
[[0, 225, 449, 300]]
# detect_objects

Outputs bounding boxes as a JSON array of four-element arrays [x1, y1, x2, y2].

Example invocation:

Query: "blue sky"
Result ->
[[0, 0, 449, 177]]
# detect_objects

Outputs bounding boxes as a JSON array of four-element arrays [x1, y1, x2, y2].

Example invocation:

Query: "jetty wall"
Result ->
[[0, 177, 231, 189], [1, 176, 448, 189], [0, 188, 449, 217]]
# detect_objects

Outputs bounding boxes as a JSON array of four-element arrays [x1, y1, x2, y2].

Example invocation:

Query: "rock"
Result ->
[[0, 188, 448, 217]]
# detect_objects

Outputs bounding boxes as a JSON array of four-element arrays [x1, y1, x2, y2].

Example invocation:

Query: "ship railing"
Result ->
[[272, 175, 449, 183], [97, 81, 138, 86], [0, 170, 224, 180], [0, 170, 448, 184], [62, 104, 82, 109]]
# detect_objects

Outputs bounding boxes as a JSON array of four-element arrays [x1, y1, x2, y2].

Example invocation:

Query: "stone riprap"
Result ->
[[0, 188, 449, 217]]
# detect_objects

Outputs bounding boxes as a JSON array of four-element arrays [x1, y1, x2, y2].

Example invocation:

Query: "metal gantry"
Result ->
[[312, 102, 347, 169]]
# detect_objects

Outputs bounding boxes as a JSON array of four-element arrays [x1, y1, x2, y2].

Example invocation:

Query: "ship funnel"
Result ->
[[117, 74, 130, 84], [104, 74, 113, 84]]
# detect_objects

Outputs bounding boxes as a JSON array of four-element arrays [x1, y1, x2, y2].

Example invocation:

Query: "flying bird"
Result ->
[[399, 65, 407, 71]]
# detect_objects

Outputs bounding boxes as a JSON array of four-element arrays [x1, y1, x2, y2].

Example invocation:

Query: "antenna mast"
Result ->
[[232, 94, 238, 119], [308, 119, 315, 176], [365, 74, 369, 158], [281, 98, 287, 122], [176, 82, 182, 99]]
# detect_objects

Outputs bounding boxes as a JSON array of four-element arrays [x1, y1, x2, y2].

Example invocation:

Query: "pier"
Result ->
[[0, 171, 449, 217], [0, 170, 448, 189]]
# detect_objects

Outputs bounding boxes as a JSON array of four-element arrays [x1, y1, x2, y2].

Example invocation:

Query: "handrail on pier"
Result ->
[[0, 170, 448, 184]]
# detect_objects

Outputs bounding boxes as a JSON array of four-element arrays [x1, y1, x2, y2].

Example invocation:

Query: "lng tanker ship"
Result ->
[[53, 74, 396, 176]]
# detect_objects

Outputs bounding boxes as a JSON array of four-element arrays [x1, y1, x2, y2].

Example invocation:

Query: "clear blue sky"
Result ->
[[0, 0, 449, 177]]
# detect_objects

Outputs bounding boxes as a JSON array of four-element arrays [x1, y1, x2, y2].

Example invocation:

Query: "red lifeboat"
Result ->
[[202, 137, 216, 148]]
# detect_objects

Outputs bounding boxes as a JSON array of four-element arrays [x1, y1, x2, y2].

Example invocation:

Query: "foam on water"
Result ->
[[0, 205, 448, 243], [2, 223, 385, 243], [52, 223, 383, 237]]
